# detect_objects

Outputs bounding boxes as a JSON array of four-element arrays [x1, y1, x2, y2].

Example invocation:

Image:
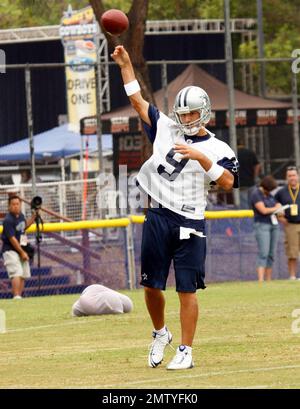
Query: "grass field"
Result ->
[[0, 280, 300, 389]]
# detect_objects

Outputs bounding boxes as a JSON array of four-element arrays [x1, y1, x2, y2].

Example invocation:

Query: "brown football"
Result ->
[[101, 9, 129, 36]]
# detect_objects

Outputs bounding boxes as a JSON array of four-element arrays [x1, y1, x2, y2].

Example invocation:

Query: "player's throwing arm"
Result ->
[[111, 45, 150, 125]]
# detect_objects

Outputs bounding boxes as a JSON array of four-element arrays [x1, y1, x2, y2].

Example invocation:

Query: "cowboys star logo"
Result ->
[[231, 158, 239, 174]]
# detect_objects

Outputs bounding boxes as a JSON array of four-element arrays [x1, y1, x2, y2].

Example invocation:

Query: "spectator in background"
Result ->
[[20, 170, 32, 184], [275, 166, 300, 280], [20, 169, 42, 184], [237, 137, 261, 209], [250, 176, 281, 282], [72, 284, 133, 316], [1, 196, 37, 299]]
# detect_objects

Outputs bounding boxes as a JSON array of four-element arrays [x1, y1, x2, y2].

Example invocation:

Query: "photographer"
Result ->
[[1, 195, 38, 299]]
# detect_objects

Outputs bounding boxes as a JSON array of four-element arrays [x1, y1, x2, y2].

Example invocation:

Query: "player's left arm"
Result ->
[[174, 144, 238, 191]]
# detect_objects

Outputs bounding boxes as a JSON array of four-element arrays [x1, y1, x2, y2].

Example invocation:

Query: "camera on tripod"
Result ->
[[31, 196, 42, 211], [29, 196, 43, 290], [30, 195, 43, 232]]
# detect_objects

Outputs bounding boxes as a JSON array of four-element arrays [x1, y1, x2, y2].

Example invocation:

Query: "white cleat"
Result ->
[[148, 327, 173, 368], [166, 345, 194, 370]]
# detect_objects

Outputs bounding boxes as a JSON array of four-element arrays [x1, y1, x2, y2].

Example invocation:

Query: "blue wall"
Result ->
[[0, 33, 225, 147]]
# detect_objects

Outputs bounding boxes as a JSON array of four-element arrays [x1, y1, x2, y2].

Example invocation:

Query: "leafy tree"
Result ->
[[148, 0, 201, 19], [238, 23, 300, 94], [1, 0, 299, 95], [89, 0, 154, 159], [0, 1, 88, 27]]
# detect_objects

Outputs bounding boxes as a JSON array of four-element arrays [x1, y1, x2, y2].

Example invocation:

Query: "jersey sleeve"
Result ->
[[217, 154, 240, 188], [142, 104, 160, 144]]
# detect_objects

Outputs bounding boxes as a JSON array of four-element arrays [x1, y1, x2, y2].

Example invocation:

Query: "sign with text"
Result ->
[[60, 6, 98, 132], [208, 108, 299, 128], [113, 133, 143, 177]]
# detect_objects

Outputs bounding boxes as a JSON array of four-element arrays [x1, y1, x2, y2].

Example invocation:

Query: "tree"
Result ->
[[0, 1, 88, 27], [2, 1, 300, 101], [89, 0, 154, 160], [148, 0, 201, 19], [238, 24, 300, 95], [89, 0, 153, 103]]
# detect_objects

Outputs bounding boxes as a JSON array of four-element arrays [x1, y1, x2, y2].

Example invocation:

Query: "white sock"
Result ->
[[179, 345, 192, 354], [154, 326, 167, 336]]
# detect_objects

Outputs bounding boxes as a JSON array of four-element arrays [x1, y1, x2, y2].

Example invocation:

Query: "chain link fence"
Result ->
[[0, 178, 132, 298], [133, 216, 289, 289], [0, 178, 101, 222], [0, 178, 292, 299], [0, 225, 129, 299]]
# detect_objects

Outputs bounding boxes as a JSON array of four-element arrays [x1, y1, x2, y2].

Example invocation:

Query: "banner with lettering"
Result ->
[[60, 6, 98, 132], [208, 109, 300, 129], [113, 133, 144, 176]]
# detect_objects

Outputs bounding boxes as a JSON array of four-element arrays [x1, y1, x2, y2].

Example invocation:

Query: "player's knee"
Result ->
[[144, 286, 162, 296], [178, 291, 197, 305]]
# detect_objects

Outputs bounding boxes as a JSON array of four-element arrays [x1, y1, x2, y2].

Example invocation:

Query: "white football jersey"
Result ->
[[137, 105, 239, 220]]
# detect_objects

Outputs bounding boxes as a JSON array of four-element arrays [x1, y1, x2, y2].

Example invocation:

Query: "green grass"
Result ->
[[0, 280, 300, 389]]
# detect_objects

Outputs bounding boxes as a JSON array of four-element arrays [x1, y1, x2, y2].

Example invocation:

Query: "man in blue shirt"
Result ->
[[237, 137, 261, 209], [1, 195, 37, 299], [275, 167, 300, 279]]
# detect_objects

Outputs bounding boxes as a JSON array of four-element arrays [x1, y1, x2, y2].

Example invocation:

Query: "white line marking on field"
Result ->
[[3, 312, 178, 334], [2, 311, 289, 339], [2, 317, 293, 352], [5, 317, 106, 333], [101, 364, 300, 388]]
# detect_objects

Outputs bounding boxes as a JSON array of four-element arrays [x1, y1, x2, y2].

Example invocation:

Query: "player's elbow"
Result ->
[[217, 172, 234, 191], [218, 174, 234, 191], [130, 97, 150, 125], [130, 95, 144, 114], [221, 180, 234, 191]]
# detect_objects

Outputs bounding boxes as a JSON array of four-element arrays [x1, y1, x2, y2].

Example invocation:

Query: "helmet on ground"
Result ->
[[173, 86, 211, 136]]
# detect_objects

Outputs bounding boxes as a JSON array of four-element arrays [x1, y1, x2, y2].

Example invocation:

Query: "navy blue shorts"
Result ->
[[140, 208, 206, 292]]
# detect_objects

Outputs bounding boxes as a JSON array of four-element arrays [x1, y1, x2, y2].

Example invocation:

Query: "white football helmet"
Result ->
[[173, 86, 211, 136]]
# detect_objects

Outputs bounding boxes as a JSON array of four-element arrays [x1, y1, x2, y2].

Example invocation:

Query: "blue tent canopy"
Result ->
[[0, 124, 112, 161]]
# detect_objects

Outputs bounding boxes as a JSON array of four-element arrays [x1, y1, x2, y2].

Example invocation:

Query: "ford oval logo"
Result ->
[[68, 57, 94, 72]]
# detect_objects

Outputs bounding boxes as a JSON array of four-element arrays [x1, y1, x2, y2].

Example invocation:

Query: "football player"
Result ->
[[112, 45, 239, 370]]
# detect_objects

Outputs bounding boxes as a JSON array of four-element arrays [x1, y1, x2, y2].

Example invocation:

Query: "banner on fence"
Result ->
[[60, 6, 98, 132]]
